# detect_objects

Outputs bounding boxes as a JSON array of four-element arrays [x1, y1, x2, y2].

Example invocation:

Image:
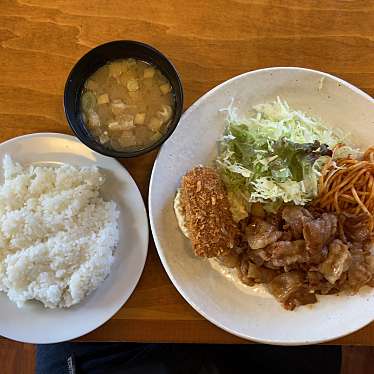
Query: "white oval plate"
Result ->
[[0, 133, 148, 344], [149, 67, 374, 345]]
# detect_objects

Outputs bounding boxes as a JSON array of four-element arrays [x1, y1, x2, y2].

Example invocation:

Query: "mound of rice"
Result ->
[[0, 155, 119, 308]]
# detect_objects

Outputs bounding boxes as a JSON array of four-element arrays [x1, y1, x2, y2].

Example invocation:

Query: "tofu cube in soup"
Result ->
[[159, 83, 171, 95], [127, 79, 139, 92], [144, 67, 155, 78], [134, 113, 146, 125], [80, 57, 175, 150], [97, 94, 109, 105]]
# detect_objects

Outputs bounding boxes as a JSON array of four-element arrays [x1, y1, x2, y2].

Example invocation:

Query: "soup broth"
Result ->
[[80, 58, 175, 151]]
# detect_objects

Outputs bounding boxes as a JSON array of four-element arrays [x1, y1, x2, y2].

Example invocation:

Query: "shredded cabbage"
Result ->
[[217, 98, 351, 215]]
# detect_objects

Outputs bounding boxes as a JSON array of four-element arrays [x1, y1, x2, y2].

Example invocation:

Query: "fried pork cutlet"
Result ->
[[180, 166, 239, 257]]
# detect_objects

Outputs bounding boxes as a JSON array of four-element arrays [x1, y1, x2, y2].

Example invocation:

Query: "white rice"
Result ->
[[0, 155, 119, 308]]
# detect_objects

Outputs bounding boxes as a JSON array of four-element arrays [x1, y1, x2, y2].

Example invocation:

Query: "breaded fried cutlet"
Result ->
[[180, 166, 239, 257]]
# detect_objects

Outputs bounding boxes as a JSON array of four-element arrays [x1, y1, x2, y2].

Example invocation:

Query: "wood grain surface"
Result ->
[[0, 0, 373, 347]]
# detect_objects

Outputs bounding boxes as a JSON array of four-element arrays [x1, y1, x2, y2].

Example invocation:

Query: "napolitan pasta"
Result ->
[[314, 145, 374, 233]]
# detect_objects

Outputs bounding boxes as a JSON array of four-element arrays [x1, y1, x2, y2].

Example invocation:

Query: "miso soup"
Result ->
[[80, 58, 175, 150]]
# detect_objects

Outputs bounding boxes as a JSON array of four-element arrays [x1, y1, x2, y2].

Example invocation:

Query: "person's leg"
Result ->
[[36, 343, 341, 374]]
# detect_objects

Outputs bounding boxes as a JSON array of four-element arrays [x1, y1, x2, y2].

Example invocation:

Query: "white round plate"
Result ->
[[149, 67, 374, 345], [0, 133, 148, 344]]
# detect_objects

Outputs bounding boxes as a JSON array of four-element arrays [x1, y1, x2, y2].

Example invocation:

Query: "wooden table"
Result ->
[[0, 0, 373, 345]]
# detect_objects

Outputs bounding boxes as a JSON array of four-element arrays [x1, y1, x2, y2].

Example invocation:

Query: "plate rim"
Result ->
[[149, 67, 374, 345], [0, 132, 149, 344]]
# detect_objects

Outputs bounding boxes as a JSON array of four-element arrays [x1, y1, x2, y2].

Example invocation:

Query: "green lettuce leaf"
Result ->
[[216, 98, 349, 212]]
